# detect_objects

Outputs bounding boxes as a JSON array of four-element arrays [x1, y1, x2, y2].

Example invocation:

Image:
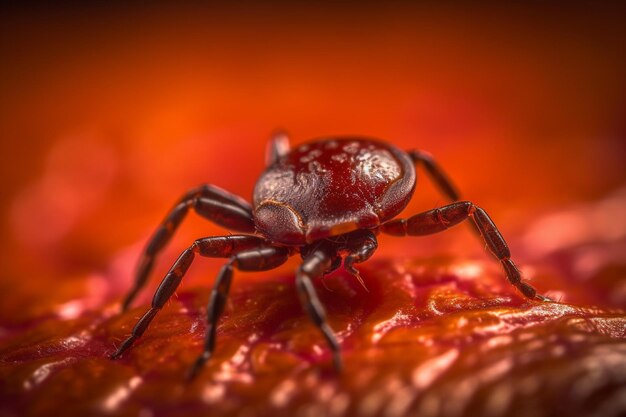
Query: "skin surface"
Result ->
[[2, 155, 625, 417], [1, 252, 625, 417]]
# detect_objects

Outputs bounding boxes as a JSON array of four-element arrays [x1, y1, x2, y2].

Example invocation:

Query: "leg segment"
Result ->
[[187, 246, 290, 379], [344, 231, 378, 291], [408, 150, 460, 202], [296, 247, 343, 371], [123, 184, 256, 311], [381, 201, 548, 301], [111, 235, 274, 360], [265, 130, 290, 166]]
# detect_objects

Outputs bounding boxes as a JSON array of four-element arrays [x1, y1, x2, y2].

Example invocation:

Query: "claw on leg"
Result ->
[[534, 294, 554, 302], [186, 352, 211, 381], [344, 231, 377, 293], [345, 263, 369, 292]]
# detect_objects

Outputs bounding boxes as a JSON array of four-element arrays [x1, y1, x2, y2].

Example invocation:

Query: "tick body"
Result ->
[[110, 133, 549, 379], [254, 138, 415, 244]]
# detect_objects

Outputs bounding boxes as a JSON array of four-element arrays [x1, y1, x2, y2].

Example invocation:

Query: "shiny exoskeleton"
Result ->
[[110, 132, 549, 379]]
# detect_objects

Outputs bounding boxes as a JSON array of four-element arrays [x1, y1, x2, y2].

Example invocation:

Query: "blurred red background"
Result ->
[[1, 3, 625, 416], [2, 3, 624, 314]]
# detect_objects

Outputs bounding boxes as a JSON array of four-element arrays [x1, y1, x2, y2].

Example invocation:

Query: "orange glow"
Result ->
[[1, 3, 625, 417]]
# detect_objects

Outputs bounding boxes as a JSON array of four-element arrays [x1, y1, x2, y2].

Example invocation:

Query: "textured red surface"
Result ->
[[1, 3, 625, 417], [1, 247, 625, 417]]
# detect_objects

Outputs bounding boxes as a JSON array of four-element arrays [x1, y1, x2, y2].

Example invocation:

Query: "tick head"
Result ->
[[254, 201, 307, 245]]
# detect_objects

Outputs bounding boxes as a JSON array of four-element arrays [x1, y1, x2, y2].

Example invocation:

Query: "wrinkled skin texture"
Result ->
[[1, 206, 625, 417]]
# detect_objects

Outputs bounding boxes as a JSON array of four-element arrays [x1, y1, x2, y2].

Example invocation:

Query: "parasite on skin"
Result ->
[[109, 132, 550, 379]]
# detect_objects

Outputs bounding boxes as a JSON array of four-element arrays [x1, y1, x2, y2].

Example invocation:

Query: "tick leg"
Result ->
[[344, 231, 378, 291], [187, 246, 291, 380], [111, 235, 271, 360], [408, 150, 460, 202], [123, 184, 256, 311], [265, 130, 290, 165], [296, 247, 343, 371], [381, 201, 548, 301]]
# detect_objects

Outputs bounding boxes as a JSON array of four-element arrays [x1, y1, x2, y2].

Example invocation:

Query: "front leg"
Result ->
[[296, 246, 343, 371], [110, 235, 273, 360], [381, 201, 550, 301], [343, 230, 378, 291], [123, 184, 256, 311], [186, 245, 291, 379]]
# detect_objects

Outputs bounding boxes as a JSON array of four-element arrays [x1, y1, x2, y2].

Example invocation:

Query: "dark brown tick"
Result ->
[[110, 132, 550, 379]]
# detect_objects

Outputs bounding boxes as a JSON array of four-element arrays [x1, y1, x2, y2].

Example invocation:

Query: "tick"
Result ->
[[110, 132, 549, 378]]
